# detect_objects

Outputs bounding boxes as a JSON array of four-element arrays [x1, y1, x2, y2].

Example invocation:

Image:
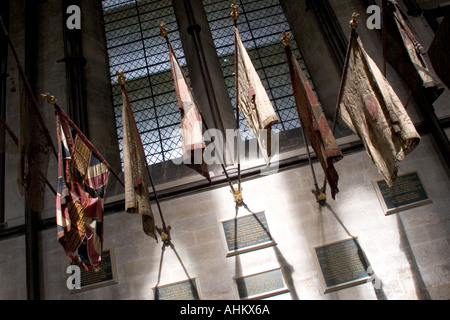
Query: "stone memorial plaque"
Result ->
[[72, 249, 118, 293], [153, 278, 200, 300], [221, 211, 276, 257], [313, 238, 370, 293], [373, 171, 431, 215], [235, 268, 288, 300]]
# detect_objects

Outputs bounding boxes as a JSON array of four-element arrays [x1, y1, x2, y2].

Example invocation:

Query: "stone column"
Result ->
[[80, 0, 121, 172]]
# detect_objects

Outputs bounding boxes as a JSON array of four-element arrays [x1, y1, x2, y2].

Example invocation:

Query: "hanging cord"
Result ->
[[153, 239, 197, 300], [153, 242, 166, 300]]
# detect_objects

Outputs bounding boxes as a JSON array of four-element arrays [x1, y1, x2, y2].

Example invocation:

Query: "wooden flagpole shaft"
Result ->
[[331, 13, 360, 134], [182, 0, 230, 167], [324, 13, 360, 195], [382, 0, 387, 76], [115, 73, 168, 234], [145, 163, 167, 232], [232, 4, 242, 195], [201, 118, 237, 194], [301, 124, 321, 196], [182, 0, 243, 203], [0, 114, 18, 145], [0, 14, 58, 160]]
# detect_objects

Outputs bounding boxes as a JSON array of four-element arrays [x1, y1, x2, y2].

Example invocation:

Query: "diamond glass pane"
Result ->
[[204, 0, 320, 138], [102, 0, 185, 165]]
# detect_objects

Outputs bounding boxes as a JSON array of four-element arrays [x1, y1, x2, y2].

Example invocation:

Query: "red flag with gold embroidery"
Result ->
[[285, 45, 343, 199], [384, 0, 444, 101]]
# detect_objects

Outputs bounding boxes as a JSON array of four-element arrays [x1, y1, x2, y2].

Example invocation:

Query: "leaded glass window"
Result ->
[[102, 0, 317, 166], [204, 0, 316, 140], [102, 0, 185, 165]]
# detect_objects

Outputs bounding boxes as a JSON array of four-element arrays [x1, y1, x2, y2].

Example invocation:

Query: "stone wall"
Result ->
[[1, 133, 449, 300]]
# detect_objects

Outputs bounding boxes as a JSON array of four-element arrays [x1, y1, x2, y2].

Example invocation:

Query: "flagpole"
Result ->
[[0, 115, 57, 196], [282, 31, 325, 205], [114, 73, 169, 239], [182, 0, 231, 168], [140, 145, 167, 234], [158, 22, 241, 204], [382, 0, 387, 76], [231, 4, 243, 204], [146, 162, 168, 235], [0, 14, 58, 160], [331, 13, 360, 135], [321, 13, 360, 197]]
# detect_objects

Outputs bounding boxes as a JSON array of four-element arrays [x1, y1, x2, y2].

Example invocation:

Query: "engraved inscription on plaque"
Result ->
[[72, 249, 118, 293], [235, 268, 288, 300], [221, 212, 276, 256], [373, 171, 431, 215], [153, 278, 200, 300], [314, 238, 370, 293]]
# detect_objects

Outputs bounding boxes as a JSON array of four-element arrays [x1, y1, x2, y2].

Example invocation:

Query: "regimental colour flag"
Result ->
[[428, 9, 450, 91], [119, 76, 157, 240], [167, 41, 211, 182], [234, 25, 279, 165], [384, 0, 443, 100], [56, 106, 110, 269], [339, 33, 420, 187], [285, 45, 343, 199]]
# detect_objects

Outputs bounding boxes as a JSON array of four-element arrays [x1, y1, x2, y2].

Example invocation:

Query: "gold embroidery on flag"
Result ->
[[66, 201, 86, 251], [71, 137, 91, 176]]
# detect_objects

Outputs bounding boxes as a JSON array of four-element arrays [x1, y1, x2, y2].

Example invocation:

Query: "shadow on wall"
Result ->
[[395, 213, 431, 300], [233, 201, 300, 300], [322, 200, 434, 299], [321, 203, 389, 300], [152, 239, 198, 300]]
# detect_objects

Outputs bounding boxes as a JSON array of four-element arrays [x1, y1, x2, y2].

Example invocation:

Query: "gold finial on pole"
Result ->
[[232, 188, 244, 206], [41, 93, 57, 105], [116, 70, 126, 85], [349, 12, 360, 29], [281, 31, 291, 47], [316, 191, 327, 206], [158, 22, 168, 38], [231, 4, 239, 21]]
